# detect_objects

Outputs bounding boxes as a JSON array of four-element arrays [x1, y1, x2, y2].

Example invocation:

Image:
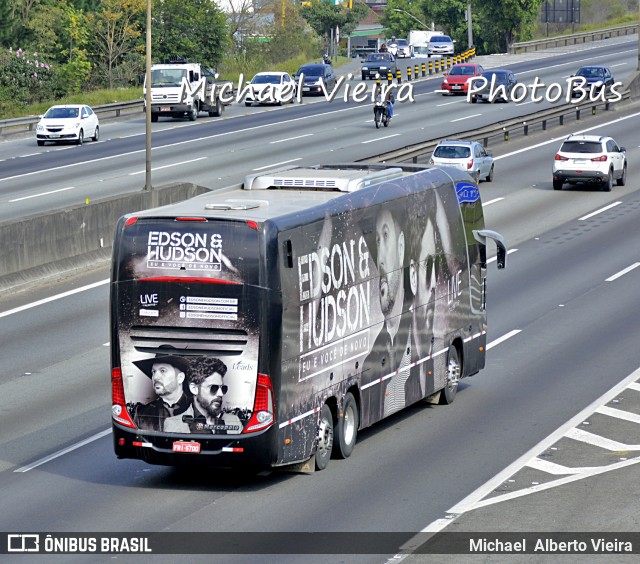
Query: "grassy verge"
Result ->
[[1, 56, 353, 120]]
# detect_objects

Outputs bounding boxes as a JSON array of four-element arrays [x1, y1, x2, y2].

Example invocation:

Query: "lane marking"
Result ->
[[14, 429, 112, 473], [451, 113, 481, 122], [362, 133, 401, 143], [494, 111, 640, 160], [578, 201, 622, 220], [9, 186, 75, 202], [411, 365, 640, 538], [606, 262, 640, 282], [128, 156, 207, 175], [0, 279, 109, 319], [482, 197, 504, 206], [270, 133, 313, 144], [252, 158, 302, 171], [485, 329, 521, 350]]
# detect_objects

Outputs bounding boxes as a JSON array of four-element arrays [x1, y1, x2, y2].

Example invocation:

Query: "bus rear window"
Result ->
[[116, 218, 259, 284]]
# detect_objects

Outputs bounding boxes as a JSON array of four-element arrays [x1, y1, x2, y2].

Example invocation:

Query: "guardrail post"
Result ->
[[428, 61, 433, 75], [421, 63, 426, 77], [591, 105, 596, 115], [503, 128, 509, 141], [576, 108, 581, 120], [542, 120, 547, 131], [415, 64, 419, 78], [387, 72, 393, 85], [523, 122, 528, 135], [396, 69, 402, 84], [407, 67, 412, 81]]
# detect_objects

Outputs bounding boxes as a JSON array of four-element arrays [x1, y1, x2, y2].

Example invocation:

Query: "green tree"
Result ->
[[89, 0, 145, 89], [300, 0, 369, 55], [474, 0, 545, 53], [152, 0, 228, 68], [267, 1, 321, 63]]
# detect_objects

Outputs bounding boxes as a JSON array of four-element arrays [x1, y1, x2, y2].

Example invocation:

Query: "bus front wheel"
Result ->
[[333, 392, 358, 459], [315, 404, 334, 470], [440, 345, 461, 405]]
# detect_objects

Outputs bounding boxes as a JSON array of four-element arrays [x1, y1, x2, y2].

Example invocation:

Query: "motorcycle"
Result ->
[[373, 100, 390, 128]]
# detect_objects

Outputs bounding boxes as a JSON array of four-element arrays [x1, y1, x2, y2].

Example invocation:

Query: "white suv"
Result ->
[[552, 134, 627, 191]]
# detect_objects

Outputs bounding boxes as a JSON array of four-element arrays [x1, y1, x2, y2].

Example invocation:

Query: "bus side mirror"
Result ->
[[473, 229, 507, 269]]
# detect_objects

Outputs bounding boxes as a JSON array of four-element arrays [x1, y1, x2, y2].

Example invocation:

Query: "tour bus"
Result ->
[[110, 163, 506, 470]]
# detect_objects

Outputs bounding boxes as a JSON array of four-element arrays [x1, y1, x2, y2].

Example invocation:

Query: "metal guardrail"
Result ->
[[0, 100, 143, 137], [509, 23, 639, 54], [363, 90, 632, 164]]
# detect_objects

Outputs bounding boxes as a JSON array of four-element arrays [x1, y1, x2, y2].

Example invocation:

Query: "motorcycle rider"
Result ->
[[385, 89, 395, 121]]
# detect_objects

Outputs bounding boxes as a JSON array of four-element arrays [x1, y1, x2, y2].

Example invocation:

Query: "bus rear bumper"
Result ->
[[112, 423, 276, 468]]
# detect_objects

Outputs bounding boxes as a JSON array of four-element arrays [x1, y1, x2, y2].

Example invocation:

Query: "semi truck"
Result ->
[[144, 57, 233, 122]]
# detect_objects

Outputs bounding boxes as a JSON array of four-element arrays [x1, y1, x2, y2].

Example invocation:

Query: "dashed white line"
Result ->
[[129, 156, 207, 175], [9, 186, 76, 202], [270, 134, 313, 144], [451, 113, 482, 122], [605, 262, 640, 282], [362, 133, 401, 143], [252, 157, 302, 171], [578, 201, 622, 220]]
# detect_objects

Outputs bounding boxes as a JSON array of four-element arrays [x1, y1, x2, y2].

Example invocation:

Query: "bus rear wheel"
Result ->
[[333, 392, 358, 459], [439, 345, 461, 405], [315, 404, 334, 470]]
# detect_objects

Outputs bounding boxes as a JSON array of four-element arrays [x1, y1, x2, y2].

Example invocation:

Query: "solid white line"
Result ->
[[482, 197, 504, 206], [362, 133, 400, 144], [578, 201, 622, 220], [494, 111, 640, 160], [445, 365, 640, 515], [252, 157, 302, 171], [451, 113, 481, 122], [15, 428, 112, 473], [0, 279, 109, 319], [129, 157, 207, 176], [605, 262, 640, 282], [270, 133, 313, 144], [9, 186, 76, 202], [486, 329, 521, 350]]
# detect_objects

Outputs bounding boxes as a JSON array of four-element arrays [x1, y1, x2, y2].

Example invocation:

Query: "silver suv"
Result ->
[[430, 140, 494, 184], [552, 134, 627, 191]]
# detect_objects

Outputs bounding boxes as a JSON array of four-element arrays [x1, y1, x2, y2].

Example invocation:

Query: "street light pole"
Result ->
[[466, 1, 473, 49], [144, 0, 152, 192]]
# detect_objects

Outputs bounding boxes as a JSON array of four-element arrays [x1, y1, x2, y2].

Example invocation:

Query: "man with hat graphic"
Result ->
[[132, 347, 191, 432]]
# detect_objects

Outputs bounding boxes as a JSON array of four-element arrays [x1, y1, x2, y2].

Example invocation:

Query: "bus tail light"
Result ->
[[111, 368, 136, 428], [243, 373, 275, 433]]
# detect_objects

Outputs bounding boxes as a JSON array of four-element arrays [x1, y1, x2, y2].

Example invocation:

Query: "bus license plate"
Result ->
[[172, 441, 201, 453]]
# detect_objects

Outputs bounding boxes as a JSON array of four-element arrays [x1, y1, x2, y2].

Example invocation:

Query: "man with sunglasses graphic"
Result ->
[[165, 356, 244, 435]]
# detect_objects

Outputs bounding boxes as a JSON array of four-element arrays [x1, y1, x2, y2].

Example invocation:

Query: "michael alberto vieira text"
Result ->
[[469, 537, 633, 554]]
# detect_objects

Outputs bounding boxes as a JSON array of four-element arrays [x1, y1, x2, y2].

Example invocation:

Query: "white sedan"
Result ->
[[244, 72, 297, 106], [36, 104, 100, 146]]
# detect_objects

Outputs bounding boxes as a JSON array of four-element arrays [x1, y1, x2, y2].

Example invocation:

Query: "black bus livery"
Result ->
[[110, 163, 507, 470]]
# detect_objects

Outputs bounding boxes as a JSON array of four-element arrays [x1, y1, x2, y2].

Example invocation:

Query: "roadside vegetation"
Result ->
[[0, 0, 636, 119]]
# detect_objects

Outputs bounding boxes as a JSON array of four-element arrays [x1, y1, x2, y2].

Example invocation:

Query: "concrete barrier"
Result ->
[[0, 182, 210, 293]]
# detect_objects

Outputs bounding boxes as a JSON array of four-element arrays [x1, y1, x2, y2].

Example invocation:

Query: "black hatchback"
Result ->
[[294, 63, 337, 95]]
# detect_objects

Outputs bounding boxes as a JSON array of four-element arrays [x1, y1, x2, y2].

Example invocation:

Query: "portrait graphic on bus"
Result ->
[[115, 218, 261, 435], [280, 175, 469, 428]]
